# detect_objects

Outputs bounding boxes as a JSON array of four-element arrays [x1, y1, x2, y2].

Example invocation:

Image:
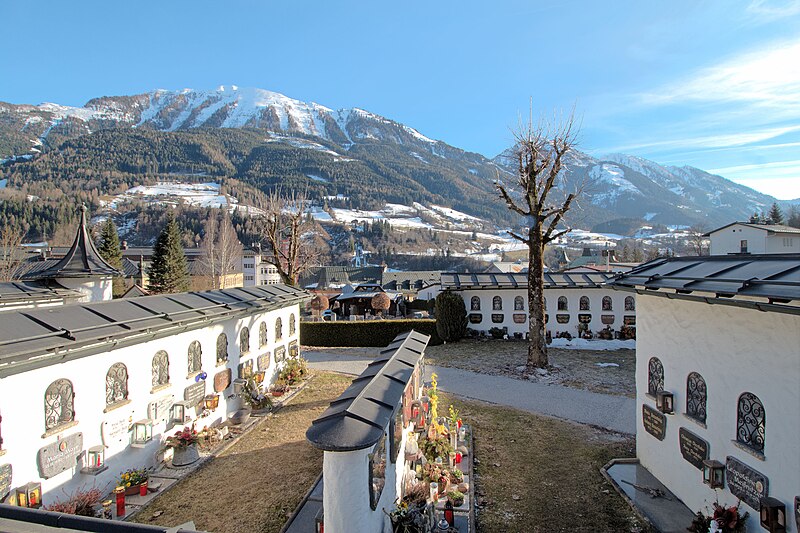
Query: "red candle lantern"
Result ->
[[115, 487, 126, 517], [455, 452, 462, 464], [139, 481, 148, 497]]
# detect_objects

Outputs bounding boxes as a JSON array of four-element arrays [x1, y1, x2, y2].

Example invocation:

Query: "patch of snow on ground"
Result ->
[[409, 152, 428, 164], [643, 212, 657, 221], [430, 205, 481, 222], [266, 134, 339, 155], [382, 203, 417, 216], [114, 182, 234, 209], [549, 338, 635, 350], [595, 362, 620, 368], [306, 174, 329, 183]]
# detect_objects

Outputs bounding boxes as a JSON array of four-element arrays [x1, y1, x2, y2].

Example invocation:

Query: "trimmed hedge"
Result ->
[[300, 319, 442, 347]]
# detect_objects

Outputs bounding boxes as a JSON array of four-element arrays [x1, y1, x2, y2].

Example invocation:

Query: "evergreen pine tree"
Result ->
[[768, 202, 785, 224], [97, 217, 124, 297], [434, 291, 467, 342], [147, 215, 190, 294]]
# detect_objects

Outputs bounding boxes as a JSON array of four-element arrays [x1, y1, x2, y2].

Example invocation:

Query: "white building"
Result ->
[[242, 248, 282, 287], [0, 282, 83, 313], [705, 222, 800, 255], [0, 283, 308, 509], [440, 272, 635, 338], [611, 254, 800, 532]]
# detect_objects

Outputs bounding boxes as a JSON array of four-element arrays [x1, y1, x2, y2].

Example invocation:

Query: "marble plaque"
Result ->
[[624, 315, 636, 325], [257, 353, 271, 371], [289, 340, 299, 358], [238, 359, 254, 379], [678, 427, 709, 470], [601, 314, 615, 325], [102, 415, 132, 451], [184, 382, 206, 406], [274, 345, 286, 363], [468, 313, 482, 324], [148, 394, 174, 425], [214, 369, 232, 392], [642, 404, 666, 441], [556, 314, 570, 324], [0, 464, 11, 501], [726, 456, 768, 510], [513, 313, 526, 324], [38, 432, 83, 479]]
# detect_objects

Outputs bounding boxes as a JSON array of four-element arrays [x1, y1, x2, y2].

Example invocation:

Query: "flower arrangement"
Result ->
[[446, 489, 465, 507], [43, 487, 102, 516], [448, 404, 460, 431], [384, 498, 429, 533], [239, 377, 273, 410], [118, 468, 149, 488], [687, 501, 749, 533], [165, 426, 199, 448], [428, 373, 439, 420], [419, 433, 453, 462], [450, 468, 464, 483], [278, 357, 308, 386]]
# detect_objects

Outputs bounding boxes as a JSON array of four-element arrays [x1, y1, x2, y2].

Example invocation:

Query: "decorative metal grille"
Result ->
[[289, 314, 296, 336], [557, 296, 568, 311], [492, 296, 502, 311], [471, 296, 481, 311], [625, 296, 635, 311], [686, 372, 707, 423], [602, 296, 613, 311], [188, 341, 202, 374], [737, 392, 765, 453], [216, 333, 228, 363], [259, 322, 268, 347], [44, 379, 74, 430], [240, 327, 250, 354], [580, 296, 590, 311], [647, 357, 664, 396], [275, 317, 283, 340], [105, 363, 128, 406], [514, 296, 524, 311], [152, 350, 169, 388]]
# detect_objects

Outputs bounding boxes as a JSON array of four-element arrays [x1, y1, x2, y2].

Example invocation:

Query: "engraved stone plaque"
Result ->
[[214, 369, 231, 392], [0, 464, 11, 501], [38, 432, 83, 479], [257, 353, 271, 371], [726, 456, 768, 510], [238, 359, 253, 379], [274, 345, 286, 363], [184, 382, 206, 406], [678, 427, 708, 470], [102, 415, 132, 451], [642, 404, 666, 441], [148, 394, 174, 425]]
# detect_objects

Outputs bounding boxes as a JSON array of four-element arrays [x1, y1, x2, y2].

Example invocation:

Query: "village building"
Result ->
[[440, 271, 634, 338], [705, 221, 800, 255], [331, 283, 404, 318], [0, 283, 308, 511], [610, 254, 800, 532], [242, 247, 282, 287]]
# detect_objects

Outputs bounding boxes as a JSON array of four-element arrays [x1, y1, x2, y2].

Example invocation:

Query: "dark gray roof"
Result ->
[[306, 330, 430, 452], [610, 254, 800, 314], [441, 271, 616, 290], [0, 284, 310, 378], [705, 221, 800, 236], [300, 266, 385, 289], [25, 206, 121, 280], [121, 284, 149, 298], [381, 271, 442, 291], [0, 281, 82, 306]]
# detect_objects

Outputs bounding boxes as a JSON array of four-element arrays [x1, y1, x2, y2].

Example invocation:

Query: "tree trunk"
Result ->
[[527, 224, 548, 371]]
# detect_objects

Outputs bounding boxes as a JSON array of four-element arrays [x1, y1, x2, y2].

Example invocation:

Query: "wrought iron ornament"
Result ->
[[648, 357, 664, 396], [152, 350, 169, 388], [45, 379, 75, 430], [736, 392, 765, 453], [686, 372, 707, 423], [105, 363, 128, 406], [188, 341, 202, 374]]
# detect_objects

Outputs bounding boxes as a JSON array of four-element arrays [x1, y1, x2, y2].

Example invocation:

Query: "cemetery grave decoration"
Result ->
[[277, 356, 309, 387], [43, 487, 103, 517], [117, 467, 149, 496], [446, 489, 465, 507], [386, 497, 433, 533], [238, 376, 273, 414], [687, 501, 749, 533], [165, 426, 201, 466], [270, 378, 289, 396]]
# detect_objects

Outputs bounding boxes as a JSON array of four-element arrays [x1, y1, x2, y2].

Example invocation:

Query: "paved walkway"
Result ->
[[303, 350, 636, 434]]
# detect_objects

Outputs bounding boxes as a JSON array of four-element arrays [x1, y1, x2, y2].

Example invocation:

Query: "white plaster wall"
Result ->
[[710, 225, 767, 255], [765, 235, 800, 254], [458, 287, 633, 337], [56, 277, 113, 303], [0, 303, 300, 506], [636, 294, 800, 532]]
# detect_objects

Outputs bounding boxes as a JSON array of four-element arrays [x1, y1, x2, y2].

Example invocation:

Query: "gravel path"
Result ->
[[303, 349, 636, 435]]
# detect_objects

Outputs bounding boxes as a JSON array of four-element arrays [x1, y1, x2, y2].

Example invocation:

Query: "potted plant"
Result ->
[[165, 426, 200, 466], [238, 377, 273, 415], [419, 434, 453, 463], [270, 378, 289, 396], [450, 469, 463, 484], [43, 487, 103, 517], [385, 498, 429, 533], [687, 501, 748, 533], [447, 489, 465, 507], [117, 468, 149, 496]]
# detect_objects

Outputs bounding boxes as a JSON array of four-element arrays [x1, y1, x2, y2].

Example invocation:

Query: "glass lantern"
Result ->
[[760, 497, 786, 533], [81, 445, 107, 475], [131, 419, 154, 448], [16, 482, 42, 508], [254, 371, 266, 384], [702, 459, 724, 488], [204, 394, 220, 411], [656, 391, 674, 414], [171, 402, 191, 424]]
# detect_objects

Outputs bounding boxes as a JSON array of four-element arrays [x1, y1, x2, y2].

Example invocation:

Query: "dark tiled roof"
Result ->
[[121, 257, 142, 277], [121, 284, 149, 298], [306, 330, 430, 452], [381, 271, 441, 290], [610, 254, 800, 313], [0, 281, 82, 305], [441, 271, 616, 290], [0, 284, 310, 377], [300, 266, 385, 289]]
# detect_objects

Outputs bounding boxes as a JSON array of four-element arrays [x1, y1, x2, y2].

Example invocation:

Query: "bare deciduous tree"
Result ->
[[199, 211, 242, 289], [260, 189, 318, 286], [496, 113, 583, 371], [0, 226, 25, 281], [687, 224, 710, 256]]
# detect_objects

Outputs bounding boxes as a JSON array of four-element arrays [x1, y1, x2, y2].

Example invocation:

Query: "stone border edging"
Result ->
[[599, 458, 656, 532], [278, 472, 323, 533]]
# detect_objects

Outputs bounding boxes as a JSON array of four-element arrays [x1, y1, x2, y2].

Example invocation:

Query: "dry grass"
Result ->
[[441, 392, 651, 533], [133, 371, 353, 533]]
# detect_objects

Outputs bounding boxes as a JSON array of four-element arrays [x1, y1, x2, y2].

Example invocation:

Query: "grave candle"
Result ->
[[455, 452, 462, 464], [429, 482, 438, 502], [115, 487, 125, 517], [139, 481, 148, 497]]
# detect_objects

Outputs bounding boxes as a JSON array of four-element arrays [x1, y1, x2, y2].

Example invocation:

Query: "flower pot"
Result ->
[[124, 484, 143, 496], [229, 408, 251, 425], [271, 391, 284, 397], [171, 444, 200, 466]]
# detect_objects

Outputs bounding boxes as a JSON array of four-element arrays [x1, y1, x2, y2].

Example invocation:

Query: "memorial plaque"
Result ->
[[274, 345, 286, 363], [214, 369, 232, 392], [678, 427, 709, 470], [642, 404, 666, 440], [38, 432, 83, 479], [468, 313, 482, 324], [601, 314, 615, 325], [513, 313, 526, 324], [556, 314, 570, 324], [0, 464, 11, 501], [578, 314, 592, 323], [148, 394, 174, 425], [624, 315, 636, 325], [289, 340, 299, 357], [102, 415, 132, 451], [238, 359, 254, 379], [726, 456, 768, 510], [794, 496, 799, 532], [491, 314, 504, 323], [184, 381, 206, 406]]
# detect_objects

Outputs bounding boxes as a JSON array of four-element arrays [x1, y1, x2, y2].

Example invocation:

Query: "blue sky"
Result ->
[[1, 0, 799, 199]]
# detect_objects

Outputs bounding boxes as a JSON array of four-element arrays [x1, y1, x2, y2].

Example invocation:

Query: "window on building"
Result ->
[[259, 322, 268, 348], [579, 296, 590, 311], [275, 317, 283, 340], [602, 296, 613, 311], [514, 296, 524, 311], [152, 350, 169, 389], [105, 363, 129, 407], [647, 357, 664, 396], [44, 379, 75, 431], [740, 240, 748, 253], [471, 296, 481, 311], [557, 296, 568, 311], [188, 341, 202, 375], [783, 237, 794, 247], [492, 296, 502, 310], [686, 372, 707, 424], [736, 392, 765, 454], [289, 313, 296, 336], [217, 333, 228, 363], [625, 296, 635, 311], [240, 327, 250, 355]]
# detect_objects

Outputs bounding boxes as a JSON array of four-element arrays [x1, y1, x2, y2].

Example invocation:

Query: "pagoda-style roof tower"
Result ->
[[28, 205, 121, 280]]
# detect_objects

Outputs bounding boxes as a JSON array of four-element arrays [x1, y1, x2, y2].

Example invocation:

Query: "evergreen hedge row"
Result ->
[[300, 319, 442, 347]]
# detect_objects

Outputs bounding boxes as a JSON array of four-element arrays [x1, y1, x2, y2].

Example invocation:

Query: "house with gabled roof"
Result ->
[[705, 221, 800, 255]]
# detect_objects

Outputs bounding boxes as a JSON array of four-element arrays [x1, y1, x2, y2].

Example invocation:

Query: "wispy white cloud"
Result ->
[[708, 160, 800, 199], [746, 0, 800, 20]]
